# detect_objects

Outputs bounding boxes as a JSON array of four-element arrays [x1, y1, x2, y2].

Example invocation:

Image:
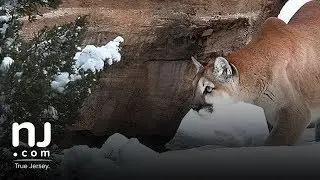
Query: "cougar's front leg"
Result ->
[[264, 104, 311, 146]]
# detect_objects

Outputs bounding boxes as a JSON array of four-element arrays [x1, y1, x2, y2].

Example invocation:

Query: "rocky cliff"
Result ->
[[22, 0, 287, 150]]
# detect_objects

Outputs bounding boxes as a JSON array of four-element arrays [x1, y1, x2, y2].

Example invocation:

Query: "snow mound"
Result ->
[[118, 138, 158, 164], [56, 130, 319, 179], [59, 133, 158, 179], [101, 133, 131, 161], [60, 145, 117, 179]]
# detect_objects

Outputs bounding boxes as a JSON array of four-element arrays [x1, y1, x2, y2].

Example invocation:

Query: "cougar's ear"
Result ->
[[191, 57, 203, 73], [214, 57, 233, 80]]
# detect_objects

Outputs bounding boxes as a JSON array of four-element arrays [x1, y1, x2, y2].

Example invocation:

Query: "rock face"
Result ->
[[22, 0, 287, 149]]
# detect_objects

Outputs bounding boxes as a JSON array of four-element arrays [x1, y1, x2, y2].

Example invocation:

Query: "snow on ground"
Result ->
[[57, 102, 317, 178], [57, 103, 317, 179], [278, 0, 311, 23], [58, 133, 159, 179], [57, 129, 319, 179], [136, 143, 320, 178], [167, 102, 268, 150], [167, 102, 316, 150]]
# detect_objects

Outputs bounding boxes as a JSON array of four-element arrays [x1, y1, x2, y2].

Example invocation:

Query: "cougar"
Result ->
[[191, 1, 320, 146]]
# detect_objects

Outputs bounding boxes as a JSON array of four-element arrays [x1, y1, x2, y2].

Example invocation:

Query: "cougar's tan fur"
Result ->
[[191, 1, 320, 145]]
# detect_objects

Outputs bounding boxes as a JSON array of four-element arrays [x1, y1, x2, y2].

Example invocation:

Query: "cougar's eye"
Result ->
[[204, 86, 213, 94]]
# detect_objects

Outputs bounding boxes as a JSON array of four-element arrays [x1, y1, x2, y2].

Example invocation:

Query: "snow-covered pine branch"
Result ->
[[51, 36, 124, 93]]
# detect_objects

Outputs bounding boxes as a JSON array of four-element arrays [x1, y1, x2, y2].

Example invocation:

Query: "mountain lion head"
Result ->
[[191, 57, 239, 113]]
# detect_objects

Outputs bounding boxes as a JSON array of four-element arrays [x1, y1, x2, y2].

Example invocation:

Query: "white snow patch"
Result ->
[[51, 72, 70, 93], [0, 13, 10, 36], [14, 71, 23, 77], [51, 36, 123, 93], [14, 71, 23, 82], [0, 57, 14, 71], [54, 102, 317, 177], [59, 133, 158, 179], [69, 73, 81, 81], [0, 23, 9, 35], [166, 102, 268, 150], [0, 15, 10, 23], [278, 0, 311, 23], [102, 133, 130, 161], [74, 36, 124, 72], [100, 133, 158, 163], [56, 129, 319, 179], [113, 36, 125, 43], [118, 138, 158, 164]]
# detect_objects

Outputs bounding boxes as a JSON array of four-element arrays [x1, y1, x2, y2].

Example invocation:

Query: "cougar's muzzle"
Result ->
[[191, 104, 202, 112]]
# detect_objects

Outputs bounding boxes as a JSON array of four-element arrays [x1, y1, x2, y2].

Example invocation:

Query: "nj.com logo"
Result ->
[[12, 122, 51, 159]]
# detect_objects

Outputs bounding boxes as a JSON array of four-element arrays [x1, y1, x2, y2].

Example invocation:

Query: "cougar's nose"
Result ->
[[191, 104, 202, 112]]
